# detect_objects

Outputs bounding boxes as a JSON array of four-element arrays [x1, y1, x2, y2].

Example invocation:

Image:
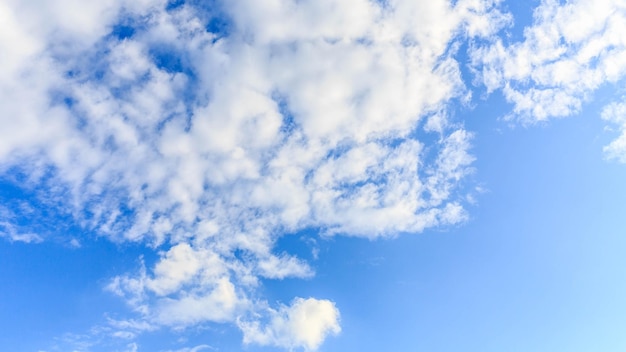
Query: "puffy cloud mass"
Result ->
[[7, 0, 626, 350], [239, 297, 341, 351], [1, 0, 503, 348]]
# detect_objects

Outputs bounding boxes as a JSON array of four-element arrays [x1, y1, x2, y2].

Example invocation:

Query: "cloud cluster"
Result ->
[[0, 0, 511, 350], [471, 0, 626, 123]]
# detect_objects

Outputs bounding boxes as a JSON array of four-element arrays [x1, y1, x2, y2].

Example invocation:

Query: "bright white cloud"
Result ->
[[239, 297, 341, 351], [153, 277, 241, 326], [0, 0, 511, 350]]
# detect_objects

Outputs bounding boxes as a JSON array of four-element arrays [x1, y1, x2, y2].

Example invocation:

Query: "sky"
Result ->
[[1, 0, 626, 351]]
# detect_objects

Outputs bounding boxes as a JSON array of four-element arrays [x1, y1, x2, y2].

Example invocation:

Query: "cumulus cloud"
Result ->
[[239, 297, 341, 351], [471, 0, 626, 123], [0, 0, 511, 350]]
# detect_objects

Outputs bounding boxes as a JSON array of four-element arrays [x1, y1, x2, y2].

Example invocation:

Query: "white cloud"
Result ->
[[125, 342, 139, 352], [0, 0, 510, 350], [0, 218, 44, 244], [147, 243, 221, 296], [153, 277, 242, 326], [239, 297, 341, 351], [471, 0, 626, 123], [69, 238, 81, 248], [601, 99, 626, 162], [257, 254, 314, 279]]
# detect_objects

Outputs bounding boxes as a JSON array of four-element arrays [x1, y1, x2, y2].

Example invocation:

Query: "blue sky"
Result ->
[[1, 0, 626, 351]]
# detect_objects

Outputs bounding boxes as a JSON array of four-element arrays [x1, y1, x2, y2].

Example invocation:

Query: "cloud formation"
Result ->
[[18, 0, 626, 350], [471, 0, 626, 123]]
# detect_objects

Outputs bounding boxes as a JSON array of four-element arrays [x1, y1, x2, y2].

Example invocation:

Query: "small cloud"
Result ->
[[69, 238, 81, 248], [9, 232, 43, 243], [0, 221, 43, 243], [424, 113, 448, 134], [257, 254, 314, 279], [602, 99, 626, 163], [311, 247, 320, 261], [112, 331, 135, 339], [239, 297, 341, 351], [125, 342, 138, 352]]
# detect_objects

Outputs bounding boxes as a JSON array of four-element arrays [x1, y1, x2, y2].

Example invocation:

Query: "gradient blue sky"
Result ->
[[1, 1, 626, 351]]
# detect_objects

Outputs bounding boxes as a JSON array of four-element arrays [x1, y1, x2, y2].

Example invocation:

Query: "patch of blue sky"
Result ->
[[205, 15, 232, 42], [179, 0, 232, 42], [260, 230, 339, 306], [110, 22, 137, 41], [489, 0, 536, 45], [166, 0, 186, 12], [0, 163, 144, 250], [150, 45, 186, 74], [271, 91, 297, 135], [0, 169, 73, 227], [0, 239, 156, 351]]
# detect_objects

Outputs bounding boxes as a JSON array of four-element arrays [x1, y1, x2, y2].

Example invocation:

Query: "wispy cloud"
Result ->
[[0, 221, 43, 243], [0, 205, 44, 243]]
